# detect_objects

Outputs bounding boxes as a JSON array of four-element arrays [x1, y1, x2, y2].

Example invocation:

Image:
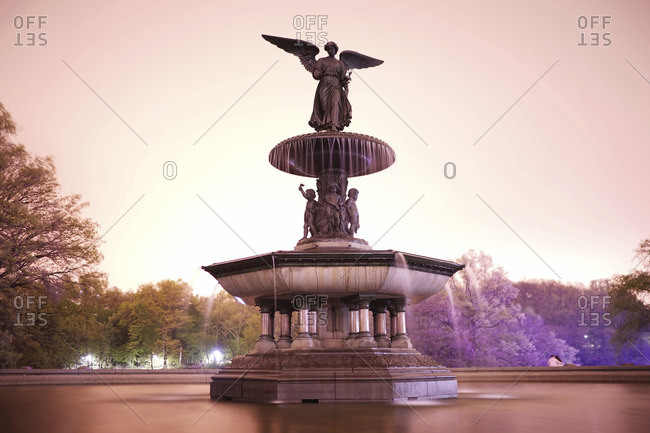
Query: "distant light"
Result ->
[[210, 349, 223, 364], [83, 354, 92, 364], [583, 334, 588, 339]]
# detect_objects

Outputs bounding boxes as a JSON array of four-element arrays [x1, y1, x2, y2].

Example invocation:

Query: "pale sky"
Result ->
[[1, 0, 648, 296]]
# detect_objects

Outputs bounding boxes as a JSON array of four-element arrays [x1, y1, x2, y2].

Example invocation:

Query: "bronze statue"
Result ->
[[322, 184, 344, 235], [262, 35, 383, 132], [345, 188, 360, 235], [299, 184, 317, 239], [298, 181, 361, 240]]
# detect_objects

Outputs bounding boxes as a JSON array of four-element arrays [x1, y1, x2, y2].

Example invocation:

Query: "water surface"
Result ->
[[0, 382, 647, 433]]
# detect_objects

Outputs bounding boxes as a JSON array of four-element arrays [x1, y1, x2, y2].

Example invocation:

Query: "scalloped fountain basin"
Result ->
[[268, 132, 396, 177], [202, 250, 463, 305]]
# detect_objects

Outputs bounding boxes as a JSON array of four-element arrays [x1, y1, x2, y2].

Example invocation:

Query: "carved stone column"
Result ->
[[251, 298, 276, 354], [390, 298, 412, 349], [276, 301, 293, 349], [388, 304, 397, 341], [291, 295, 315, 350], [371, 299, 391, 348], [308, 306, 322, 348], [355, 295, 377, 347], [344, 298, 359, 346]]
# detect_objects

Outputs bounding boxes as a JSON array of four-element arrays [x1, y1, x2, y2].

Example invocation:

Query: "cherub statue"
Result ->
[[345, 188, 360, 235], [299, 184, 317, 239], [262, 34, 383, 132], [323, 184, 343, 235]]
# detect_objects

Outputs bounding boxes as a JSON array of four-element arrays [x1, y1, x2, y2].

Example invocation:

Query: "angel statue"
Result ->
[[262, 34, 383, 132]]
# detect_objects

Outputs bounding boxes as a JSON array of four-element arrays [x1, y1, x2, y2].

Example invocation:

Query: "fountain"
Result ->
[[202, 34, 464, 402]]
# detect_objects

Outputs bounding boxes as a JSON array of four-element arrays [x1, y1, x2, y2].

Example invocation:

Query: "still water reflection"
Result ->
[[0, 382, 648, 433]]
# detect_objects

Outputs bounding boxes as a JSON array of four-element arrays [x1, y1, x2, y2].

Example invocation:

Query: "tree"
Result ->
[[610, 238, 650, 364], [206, 291, 258, 359], [0, 102, 101, 300], [516, 278, 614, 366], [55, 272, 124, 368], [409, 250, 578, 367], [0, 102, 102, 367], [151, 280, 192, 368], [116, 280, 192, 368], [177, 295, 218, 366]]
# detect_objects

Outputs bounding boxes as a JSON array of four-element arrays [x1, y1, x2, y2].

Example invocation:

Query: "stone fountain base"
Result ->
[[210, 348, 457, 403]]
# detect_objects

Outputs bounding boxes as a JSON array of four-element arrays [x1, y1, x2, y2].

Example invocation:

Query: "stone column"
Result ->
[[390, 298, 412, 349], [371, 300, 391, 348], [344, 299, 359, 347], [251, 298, 276, 354], [355, 295, 377, 347], [308, 307, 322, 348], [388, 304, 397, 341], [276, 301, 293, 349], [291, 296, 315, 350]]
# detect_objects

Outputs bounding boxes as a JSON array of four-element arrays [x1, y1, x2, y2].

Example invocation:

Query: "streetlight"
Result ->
[[210, 349, 223, 365]]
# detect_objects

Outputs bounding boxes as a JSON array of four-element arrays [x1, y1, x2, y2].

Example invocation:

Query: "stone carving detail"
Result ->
[[299, 176, 360, 239]]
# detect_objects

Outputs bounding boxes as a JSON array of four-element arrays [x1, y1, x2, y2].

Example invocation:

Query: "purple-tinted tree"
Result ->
[[409, 250, 578, 367]]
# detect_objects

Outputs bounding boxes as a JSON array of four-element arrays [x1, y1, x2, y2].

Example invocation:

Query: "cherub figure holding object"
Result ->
[[345, 188, 360, 235], [299, 184, 317, 239]]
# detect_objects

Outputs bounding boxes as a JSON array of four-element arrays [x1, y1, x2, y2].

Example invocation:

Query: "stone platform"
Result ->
[[210, 349, 457, 403]]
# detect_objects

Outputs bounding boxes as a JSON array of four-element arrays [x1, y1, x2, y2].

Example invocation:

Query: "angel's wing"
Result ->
[[262, 34, 319, 73], [339, 51, 384, 70]]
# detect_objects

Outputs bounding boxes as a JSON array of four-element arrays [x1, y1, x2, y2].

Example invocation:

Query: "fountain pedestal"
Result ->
[[203, 249, 463, 402], [210, 350, 457, 403]]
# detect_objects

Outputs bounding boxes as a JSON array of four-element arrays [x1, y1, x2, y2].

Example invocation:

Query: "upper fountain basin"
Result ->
[[202, 250, 464, 305], [269, 132, 396, 177]]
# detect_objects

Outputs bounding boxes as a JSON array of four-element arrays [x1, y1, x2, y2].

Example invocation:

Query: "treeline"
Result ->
[[409, 250, 649, 367], [1, 275, 258, 369]]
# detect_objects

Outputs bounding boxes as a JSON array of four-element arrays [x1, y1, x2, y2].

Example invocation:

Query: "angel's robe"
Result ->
[[308, 57, 351, 131]]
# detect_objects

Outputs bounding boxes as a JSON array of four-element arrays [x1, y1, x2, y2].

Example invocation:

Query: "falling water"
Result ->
[[444, 282, 459, 330], [203, 285, 220, 332], [394, 252, 413, 298], [464, 266, 484, 309]]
